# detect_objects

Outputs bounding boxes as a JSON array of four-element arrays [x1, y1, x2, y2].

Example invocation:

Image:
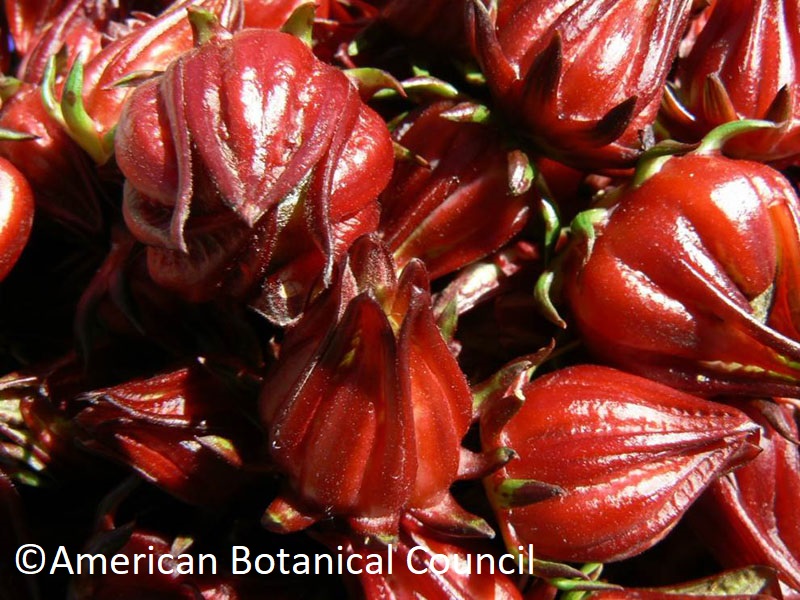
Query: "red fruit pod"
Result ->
[[379, 0, 479, 57], [261, 236, 490, 538], [661, 0, 800, 163], [15, 0, 108, 83], [317, 514, 524, 600], [242, 0, 330, 29], [1, 366, 92, 482], [0, 156, 33, 281], [5, 0, 69, 57], [481, 365, 761, 563], [564, 142, 800, 397], [73, 361, 261, 506], [115, 26, 393, 323], [47, 0, 243, 165], [379, 100, 533, 280], [691, 400, 800, 597], [468, 0, 693, 169], [71, 525, 245, 600], [0, 84, 103, 235]]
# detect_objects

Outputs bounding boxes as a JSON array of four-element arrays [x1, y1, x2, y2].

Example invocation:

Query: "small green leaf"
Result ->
[[440, 101, 491, 123], [393, 141, 429, 167], [531, 559, 592, 581], [108, 69, 163, 89], [344, 68, 404, 101], [280, 3, 316, 47], [696, 119, 777, 155], [188, 7, 221, 46], [665, 566, 780, 596], [632, 153, 672, 187], [436, 297, 458, 343], [61, 57, 112, 164], [399, 76, 460, 101], [0, 127, 37, 141], [493, 478, 566, 509], [569, 208, 609, 263], [0, 76, 22, 101], [41, 54, 65, 125], [539, 198, 560, 260], [534, 270, 566, 328], [550, 578, 621, 592]]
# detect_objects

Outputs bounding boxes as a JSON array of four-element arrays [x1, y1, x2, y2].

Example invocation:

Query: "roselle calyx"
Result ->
[[74, 360, 261, 506], [0, 156, 33, 282], [661, 0, 800, 163], [468, 0, 693, 169], [15, 0, 109, 84], [71, 484, 245, 600], [5, 0, 72, 57], [317, 514, 524, 600], [563, 123, 800, 397], [481, 364, 761, 563], [260, 236, 502, 539], [0, 84, 104, 234], [43, 0, 243, 165], [379, 100, 533, 280], [0, 366, 91, 485], [116, 24, 392, 324], [71, 528, 208, 599], [379, 0, 482, 57], [692, 400, 800, 597]]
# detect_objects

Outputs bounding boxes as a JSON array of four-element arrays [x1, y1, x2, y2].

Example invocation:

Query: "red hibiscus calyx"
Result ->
[[467, 0, 694, 169], [534, 121, 800, 397], [40, 0, 243, 165], [114, 21, 393, 321], [658, 0, 800, 164], [480, 365, 762, 563], [73, 358, 262, 506], [260, 236, 508, 540]]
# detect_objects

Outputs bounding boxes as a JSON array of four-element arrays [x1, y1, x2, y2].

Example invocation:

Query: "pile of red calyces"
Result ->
[[1, 0, 799, 598]]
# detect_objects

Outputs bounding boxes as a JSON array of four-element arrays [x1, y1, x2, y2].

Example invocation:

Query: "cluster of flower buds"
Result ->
[[2, 0, 800, 598]]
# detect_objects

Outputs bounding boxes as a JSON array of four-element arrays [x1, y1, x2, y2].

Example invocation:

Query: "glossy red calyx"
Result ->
[[566, 150, 800, 397], [379, 100, 533, 280], [260, 236, 495, 538], [482, 364, 761, 563], [0, 156, 34, 282], [661, 0, 800, 164], [469, 0, 693, 169], [115, 26, 393, 323]]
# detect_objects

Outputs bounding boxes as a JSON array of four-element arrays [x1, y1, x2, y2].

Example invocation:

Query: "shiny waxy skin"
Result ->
[[260, 237, 486, 538], [78, 0, 243, 157], [482, 365, 761, 563], [661, 0, 800, 163], [0, 84, 104, 235], [693, 400, 800, 596], [318, 514, 524, 600], [469, 0, 693, 168], [115, 27, 393, 322], [379, 100, 533, 280], [565, 152, 800, 396], [0, 157, 34, 282], [74, 362, 261, 506], [3, 1, 800, 597]]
